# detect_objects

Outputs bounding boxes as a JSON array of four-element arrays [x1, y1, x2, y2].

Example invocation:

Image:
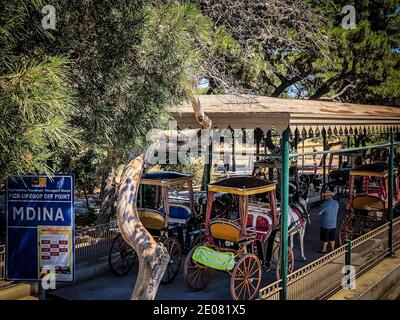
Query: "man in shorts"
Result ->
[[318, 191, 339, 254]]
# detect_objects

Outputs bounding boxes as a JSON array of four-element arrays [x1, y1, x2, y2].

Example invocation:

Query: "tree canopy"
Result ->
[[0, 0, 79, 178], [195, 0, 400, 105], [0, 1, 209, 178]]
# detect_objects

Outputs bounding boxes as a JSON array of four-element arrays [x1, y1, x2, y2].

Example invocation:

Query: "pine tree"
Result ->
[[0, 1, 213, 222], [196, 0, 400, 105], [0, 0, 79, 179]]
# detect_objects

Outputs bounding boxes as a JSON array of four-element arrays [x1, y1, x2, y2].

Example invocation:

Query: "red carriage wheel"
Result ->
[[230, 253, 262, 300], [184, 244, 213, 291], [161, 238, 182, 284], [362, 214, 380, 231], [275, 247, 295, 280]]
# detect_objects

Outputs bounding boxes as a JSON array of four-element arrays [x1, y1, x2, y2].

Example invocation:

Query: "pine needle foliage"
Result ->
[[0, 0, 79, 179]]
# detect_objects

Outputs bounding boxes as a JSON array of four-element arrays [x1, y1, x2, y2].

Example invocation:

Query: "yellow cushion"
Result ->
[[138, 209, 165, 230], [209, 220, 241, 242], [352, 196, 385, 211]]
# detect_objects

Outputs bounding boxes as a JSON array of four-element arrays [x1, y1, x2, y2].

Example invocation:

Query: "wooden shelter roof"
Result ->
[[169, 95, 400, 136]]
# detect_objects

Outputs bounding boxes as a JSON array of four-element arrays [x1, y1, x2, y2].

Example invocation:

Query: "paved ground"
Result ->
[[51, 199, 347, 300]]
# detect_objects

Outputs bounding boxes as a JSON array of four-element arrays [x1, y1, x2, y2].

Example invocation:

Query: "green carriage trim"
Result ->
[[192, 246, 235, 271]]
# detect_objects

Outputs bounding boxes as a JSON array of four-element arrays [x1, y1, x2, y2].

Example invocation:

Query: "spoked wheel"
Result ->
[[184, 244, 213, 291], [230, 253, 262, 300], [183, 226, 204, 254], [161, 238, 182, 284], [108, 234, 137, 276], [275, 247, 295, 280], [362, 215, 380, 230], [191, 234, 205, 249], [339, 214, 354, 246]]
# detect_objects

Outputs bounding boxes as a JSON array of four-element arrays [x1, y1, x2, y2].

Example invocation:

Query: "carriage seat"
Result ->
[[246, 212, 273, 240], [138, 208, 165, 230], [158, 203, 192, 225], [365, 185, 385, 199], [352, 195, 385, 211], [209, 219, 241, 243]]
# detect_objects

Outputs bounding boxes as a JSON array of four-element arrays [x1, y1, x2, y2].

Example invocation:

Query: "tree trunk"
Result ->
[[116, 154, 169, 300], [187, 80, 212, 129], [83, 188, 95, 222], [187, 79, 212, 190], [98, 165, 117, 224]]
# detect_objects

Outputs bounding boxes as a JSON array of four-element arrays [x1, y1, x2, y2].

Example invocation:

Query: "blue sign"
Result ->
[[6, 175, 74, 282]]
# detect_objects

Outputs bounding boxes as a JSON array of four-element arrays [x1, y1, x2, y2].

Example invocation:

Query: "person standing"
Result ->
[[318, 191, 339, 254]]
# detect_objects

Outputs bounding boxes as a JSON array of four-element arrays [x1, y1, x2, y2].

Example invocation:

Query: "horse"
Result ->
[[276, 179, 311, 262], [288, 187, 310, 262]]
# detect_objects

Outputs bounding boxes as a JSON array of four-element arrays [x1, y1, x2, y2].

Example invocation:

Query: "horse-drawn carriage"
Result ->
[[183, 176, 297, 300], [108, 171, 201, 283], [323, 150, 364, 196], [339, 163, 400, 244], [253, 159, 298, 184], [252, 158, 311, 202]]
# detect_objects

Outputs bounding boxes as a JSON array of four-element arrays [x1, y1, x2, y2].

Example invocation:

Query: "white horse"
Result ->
[[288, 195, 310, 262]]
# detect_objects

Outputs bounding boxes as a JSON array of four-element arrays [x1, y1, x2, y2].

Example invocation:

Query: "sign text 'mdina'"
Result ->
[[12, 206, 65, 222]]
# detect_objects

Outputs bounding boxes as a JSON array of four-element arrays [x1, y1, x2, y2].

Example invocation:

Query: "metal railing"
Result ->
[[259, 245, 348, 300], [351, 223, 390, 277], [75, 221, 118, 264], [259, 217, 399, 300], [393, 217, 400, 251], [0, 245, 5, 281], [0, 222, 118, 284]]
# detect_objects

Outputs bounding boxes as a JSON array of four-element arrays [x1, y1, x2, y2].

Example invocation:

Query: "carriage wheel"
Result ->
[[275, 247, 295, 280], [230, 253, 262, 300], [108, 234, 137, 276], [339, 215, 354, 246], [184, 244, 213, 291], [362, 214, 380, 230], [161, 238, 182, 284], [191, 234, 205, 249]]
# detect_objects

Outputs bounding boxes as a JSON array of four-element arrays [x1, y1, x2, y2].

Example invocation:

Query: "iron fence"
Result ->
[[0, 245, 5, 281], [259, 245, 348, 300], [393, 217, 400, 251], [351, 223, 390, 278], [0, 221, 118, 285], [258, 279, 281, 300], [75, 221, 118, 264], [259, 217, 399, 300]]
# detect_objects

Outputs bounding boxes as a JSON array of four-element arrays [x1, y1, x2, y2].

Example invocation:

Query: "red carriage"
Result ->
[[339, 163, 400, 244], [183, 176, 296, 300]]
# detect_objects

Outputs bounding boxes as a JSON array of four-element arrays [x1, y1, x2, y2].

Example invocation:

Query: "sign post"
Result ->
[[6, 175, 74, 291]]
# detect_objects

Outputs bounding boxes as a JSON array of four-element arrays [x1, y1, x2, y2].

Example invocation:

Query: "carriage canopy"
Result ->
[[350, 163, 398, 178], [208, 176, 277, 195], [141, 171, 193, 186]]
